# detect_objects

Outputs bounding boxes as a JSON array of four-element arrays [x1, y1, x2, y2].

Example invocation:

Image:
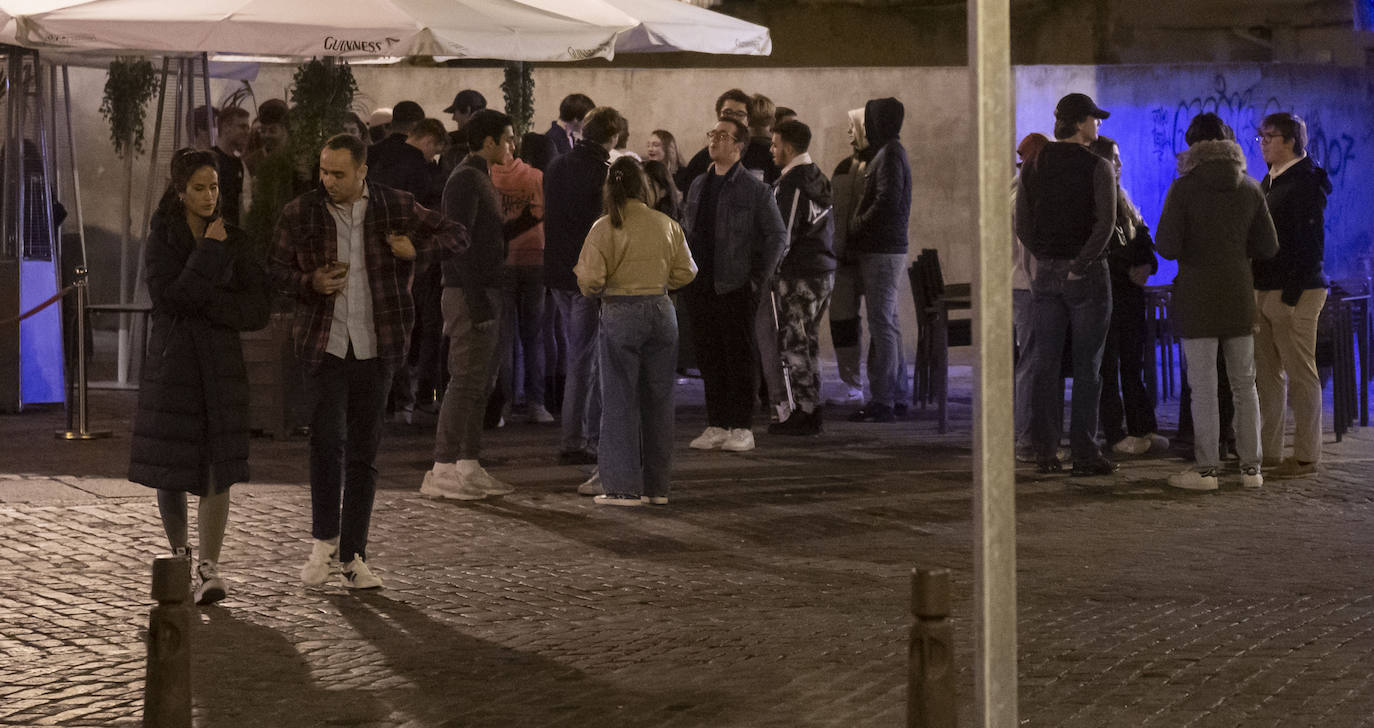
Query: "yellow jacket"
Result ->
[[575, 200, 697, 297]]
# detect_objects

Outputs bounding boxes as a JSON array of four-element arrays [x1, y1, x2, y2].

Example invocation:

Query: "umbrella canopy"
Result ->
[[3, 0, 769, 60]]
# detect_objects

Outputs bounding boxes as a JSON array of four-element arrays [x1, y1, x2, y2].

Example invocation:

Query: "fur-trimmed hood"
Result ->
[[1177, 139, 1247, 190]]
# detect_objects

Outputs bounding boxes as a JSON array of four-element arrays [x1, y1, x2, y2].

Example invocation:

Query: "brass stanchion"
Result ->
[[57, 266, 111, 440]]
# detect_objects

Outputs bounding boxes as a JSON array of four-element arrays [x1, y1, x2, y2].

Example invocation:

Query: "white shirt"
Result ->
[[1267, 154, 1304, 183], [324, 186, 377, 360]]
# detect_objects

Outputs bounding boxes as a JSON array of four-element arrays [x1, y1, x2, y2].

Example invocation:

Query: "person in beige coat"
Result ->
[[575, 157, 697, 506]]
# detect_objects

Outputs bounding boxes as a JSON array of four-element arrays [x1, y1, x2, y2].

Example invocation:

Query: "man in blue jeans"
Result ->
[[1014, 93, 1118, 477]]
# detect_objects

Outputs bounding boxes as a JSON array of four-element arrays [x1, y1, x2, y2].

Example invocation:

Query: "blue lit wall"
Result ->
[[20, 258, 64, 404], [1015, 64, 1374, 285]]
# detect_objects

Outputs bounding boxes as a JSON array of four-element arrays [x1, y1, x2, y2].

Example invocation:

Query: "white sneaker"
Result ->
[[641, 495, 669, 505], [457, 460, 513, 495], [341, 557, 383, 590], [721, 428, 755, 452], [420, 465, 487, 500], [1112, 436, 1150, 456], [301, 538, 338, 586], [689, 426, 729, 450], [577, 470, 604, 496], [825, 386, 865, 406], [1241, 466, 1263, 489], [1145, 433, 1170, 452], [530, 405, 556, 424], [1167, 468, 1219, 491], [593, 494, 644, 507], [194, 560, 226, 605]]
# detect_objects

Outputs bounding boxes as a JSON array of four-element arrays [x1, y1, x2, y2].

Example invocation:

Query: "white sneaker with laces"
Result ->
[[1167, 468, 1219, 491], [721, 428, 755, 452], [577, 470, 604, 496], [341, 557, 383, 590], [1242, 466, 1263, 489], [826, 386, 865, 406], [421, 463, 487, 500], [301, 538, 338, 586], [530, 405, 556, 424], [689, 426, 729, 450], [194, 560, 226, 605], [457, 460, 514, 495]]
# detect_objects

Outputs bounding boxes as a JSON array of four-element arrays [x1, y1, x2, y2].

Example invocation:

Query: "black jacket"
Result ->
[[543, 139, 610, 291], [441, 154, 507, 323], [130, 213, 271, 495], [774, 161, 837, 277], [368, 135, 442, 209], [679, 139, 781, 192], [850, 98, 911, 255], [1253, 156, 1330, 299], [1107, 221, 1158, 290]]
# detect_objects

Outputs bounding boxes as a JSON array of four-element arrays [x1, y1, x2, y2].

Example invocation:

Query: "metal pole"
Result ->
[[132, 57, 171, 305], [201, 53, 215, 148], [56, 267, 111, 440], [968, 0, 1017, 725], [61, 67, 89, 271]]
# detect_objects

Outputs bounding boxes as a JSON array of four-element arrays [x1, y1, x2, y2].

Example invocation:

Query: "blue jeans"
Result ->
[[857, 253, 906, 408], [308, 349, 394, 563], [1182, 336, 1261, 470], [598, 296, 678, 498], [1029, 259, 1111, 462], [551, 289, 601, 454]]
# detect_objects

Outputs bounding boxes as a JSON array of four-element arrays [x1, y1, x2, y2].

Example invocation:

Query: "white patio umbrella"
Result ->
[[5, 0, 770, 61]]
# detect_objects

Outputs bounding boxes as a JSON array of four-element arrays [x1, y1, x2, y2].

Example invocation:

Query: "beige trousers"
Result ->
[[1253, 288, 1328, 464]]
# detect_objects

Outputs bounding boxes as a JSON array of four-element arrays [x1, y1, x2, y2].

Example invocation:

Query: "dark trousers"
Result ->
[[684, 279, 758, 429], [1030, 259, 1111, 462], [411, 264, 447, 407], [1099, 281, 1158, 444], [308, 349, 394, 563]]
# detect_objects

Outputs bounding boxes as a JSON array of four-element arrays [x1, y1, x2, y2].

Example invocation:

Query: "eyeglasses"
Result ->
[[1255, 132, 1285, 143], [706, 131, 739, 142]]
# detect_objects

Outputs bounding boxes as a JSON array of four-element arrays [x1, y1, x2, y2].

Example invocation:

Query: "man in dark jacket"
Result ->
[[367, 100, 426, 182], [210, 106, 250, 226], [269, 134, 464, 590], [425, 109, 517, 502], [681, 118, 788, 453], [1253, 112, 1331, 479], [545, 93, 596, 158], [846, 97, 911, 424], [767, 120, 836, 436], [677, 89, 754, 191], [440, 88, 486, 178], [543, 106, 623, 464], [1015, 92, 1118, 477]]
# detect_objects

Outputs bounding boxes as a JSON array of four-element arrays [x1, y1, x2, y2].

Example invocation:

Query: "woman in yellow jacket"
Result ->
[[575, 158, 698, 506]]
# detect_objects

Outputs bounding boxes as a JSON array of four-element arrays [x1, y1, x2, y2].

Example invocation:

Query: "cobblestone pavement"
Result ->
[[3, 371, 1374, 727]]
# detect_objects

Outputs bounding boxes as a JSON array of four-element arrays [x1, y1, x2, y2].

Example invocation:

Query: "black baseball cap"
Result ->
[[444, 89, 487, 114], [1054, 92, 1110, 121]]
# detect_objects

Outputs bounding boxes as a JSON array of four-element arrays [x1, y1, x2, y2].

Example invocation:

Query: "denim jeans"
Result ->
[[598, 296, 678, 498], [308, 349, 394, 563], [1029, 259, 1111, 462], [434, 288, 504, 462], [498, 265, 547, 408], [1181, 335, 1261, 470], [857, 253, 907, 408], [551, 289, 601, 454]]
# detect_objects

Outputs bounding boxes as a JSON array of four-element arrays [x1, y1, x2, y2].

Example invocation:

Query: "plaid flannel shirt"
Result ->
[[269, 181, 466, 371]]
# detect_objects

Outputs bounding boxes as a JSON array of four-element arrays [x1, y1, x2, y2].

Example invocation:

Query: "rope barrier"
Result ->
[[0, 284, 76, 326]]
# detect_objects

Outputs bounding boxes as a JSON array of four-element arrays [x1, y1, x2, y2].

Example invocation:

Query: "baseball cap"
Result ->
[[443, 89, 487, 114], [1054, 93, 1110, 121]]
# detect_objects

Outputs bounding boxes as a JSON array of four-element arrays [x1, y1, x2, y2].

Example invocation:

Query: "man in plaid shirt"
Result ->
[[269, 133, 465, 590]]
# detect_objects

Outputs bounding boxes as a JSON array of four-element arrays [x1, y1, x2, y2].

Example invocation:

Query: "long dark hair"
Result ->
[[1088, 135, 1142, 240], [602, 157, 651, 229], [651, 129, 684, 178], [156, 147, 219, 219], [642, 160, 680, 219]]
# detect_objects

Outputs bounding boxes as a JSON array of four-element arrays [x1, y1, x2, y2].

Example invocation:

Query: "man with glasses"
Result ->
[[681, 118, 787, 453], [676, 89, 756, 191], [1015, 92, 1118, 477], [1252, 112, 1331, 479]]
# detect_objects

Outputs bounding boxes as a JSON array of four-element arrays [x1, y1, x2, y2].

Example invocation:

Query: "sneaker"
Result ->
[[825, 386, 865, 406], [721, 428, 756, 452], [847, 403, 895, 423], [341, 557, 383, 590], [593, 494, 644, 507], [1112, 436, 1150, 456], [577, 470, 604, 496], [194, 560, 226, 606], [1144, 433, 1170, 452], [420, 466, 487, 500], [689, 426, 730, 450], [464, 465, 514, 495], [641, 495, 669, 505], [768, 409, 820, 436], [1241, 466, 1263, 489], [530, 405, 556, 424], [1071, 455, 1119, 477], [1168, 468, 1219, 491], [301, 538, 338, 586], [1272, 459, 1318, 480]]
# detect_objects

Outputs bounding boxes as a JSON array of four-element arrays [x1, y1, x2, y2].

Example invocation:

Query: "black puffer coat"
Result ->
[[129, 212, 271, 495]]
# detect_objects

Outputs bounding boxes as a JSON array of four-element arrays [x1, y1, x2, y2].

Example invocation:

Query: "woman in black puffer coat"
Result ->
[[129, 148, 271, 605]]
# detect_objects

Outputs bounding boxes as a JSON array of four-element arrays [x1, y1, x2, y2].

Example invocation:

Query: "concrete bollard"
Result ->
[[908, 567, 955, 728], [144, 554, 192, 728]]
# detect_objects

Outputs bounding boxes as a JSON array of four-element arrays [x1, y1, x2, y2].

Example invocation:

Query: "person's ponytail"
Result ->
[[602, 157, 650, 228]]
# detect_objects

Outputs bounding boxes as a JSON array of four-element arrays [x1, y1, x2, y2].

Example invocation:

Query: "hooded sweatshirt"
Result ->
[[774, 154, 837, 278], [1155, 139, 1278, 339], [849, 97, 911, 255], [1252, 155, 1330, 299], [490, 157, 545, 267]]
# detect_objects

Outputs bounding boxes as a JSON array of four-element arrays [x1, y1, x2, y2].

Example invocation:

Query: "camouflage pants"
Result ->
[[775, 273, 835, 412]]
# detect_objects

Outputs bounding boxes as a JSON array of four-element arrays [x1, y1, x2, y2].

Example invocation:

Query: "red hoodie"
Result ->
[[490, 157, 544, 267]]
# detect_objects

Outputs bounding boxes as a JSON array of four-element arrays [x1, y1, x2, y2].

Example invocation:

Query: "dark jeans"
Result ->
[[1099, 281, 1157, 444], [1030, 259, 1111, 462], [411, 264, 447, 407], [684, 278, 758, 429], [308, 349, 394, 563]]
